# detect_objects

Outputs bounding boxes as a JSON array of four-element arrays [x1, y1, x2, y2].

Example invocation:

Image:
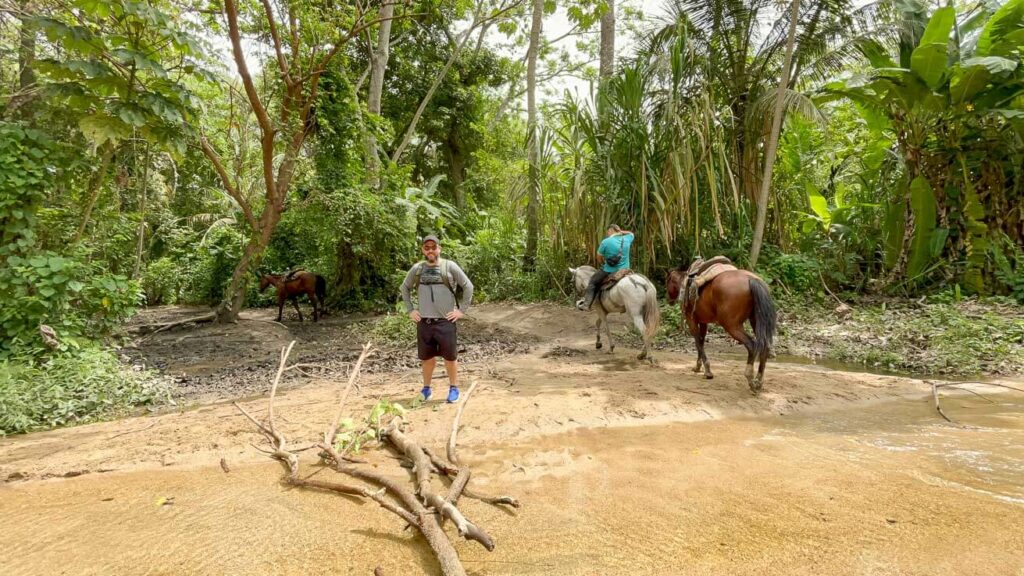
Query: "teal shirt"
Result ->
[[598, 232, 634, 273]]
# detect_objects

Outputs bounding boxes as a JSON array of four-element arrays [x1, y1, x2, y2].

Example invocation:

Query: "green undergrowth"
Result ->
[[0, 347, 168, 436]]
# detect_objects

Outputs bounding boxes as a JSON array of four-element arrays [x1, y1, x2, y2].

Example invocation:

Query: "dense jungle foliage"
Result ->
[[2, 0, 1023, 432]]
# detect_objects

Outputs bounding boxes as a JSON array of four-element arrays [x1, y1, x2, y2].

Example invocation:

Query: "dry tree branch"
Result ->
[[424, 447, 521, 508], [930, 381, 1024, 425], [234, 342, 520, 576], [444, 380, 478, 510], [384, 424, 495, 551], [325, 343, 376, 447], [268, 341, 296, 435], [133, 312, 217, 342]]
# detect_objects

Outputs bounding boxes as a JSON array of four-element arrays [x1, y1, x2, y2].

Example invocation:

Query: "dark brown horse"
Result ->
[[259, 271, 326, 322], [666, 264, 777, 392]]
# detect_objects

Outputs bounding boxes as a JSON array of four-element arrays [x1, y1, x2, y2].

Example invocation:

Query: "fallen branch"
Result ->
[[234, 341, 504, 576], [134, 312, 217, 342], [932, 382, 953, 424], [325, 343, 375, 447], [445, 380, 478, 510], [384, 424, 495, 551], [930, 381, 1024, 425], [424, 447, 521, 509]]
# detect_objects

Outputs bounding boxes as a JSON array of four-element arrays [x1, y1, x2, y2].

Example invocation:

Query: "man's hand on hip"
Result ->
[[445, 310, 464, 322], [409, 311, 422, 322]]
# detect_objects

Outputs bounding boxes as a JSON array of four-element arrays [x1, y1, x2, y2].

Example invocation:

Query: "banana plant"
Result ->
[[823, 0, 1024, 290]]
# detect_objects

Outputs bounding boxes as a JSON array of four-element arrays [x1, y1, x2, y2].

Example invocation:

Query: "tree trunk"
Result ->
[[74, 144, 116, 243], [391, 23, 476, 164], [132, 142, 151, 279], [6, 2, 37, 121], [748, 0, 800, 269], [216, 214, 277, 322], [365, 1, 396, 185], [445, 128, 467, 209], [599, 0, 615, 80], [523, 0, 543, 271]]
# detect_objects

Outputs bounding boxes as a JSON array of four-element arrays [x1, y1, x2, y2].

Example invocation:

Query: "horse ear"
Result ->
[[568, 267, 576, 274]]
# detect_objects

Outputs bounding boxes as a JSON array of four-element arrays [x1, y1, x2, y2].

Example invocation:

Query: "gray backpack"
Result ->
[[411, 258, 458, 298]]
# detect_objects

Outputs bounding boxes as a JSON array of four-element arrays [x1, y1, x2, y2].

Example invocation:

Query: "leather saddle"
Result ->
[[680, 256, 737, 308], [600, 268, 634, 290]]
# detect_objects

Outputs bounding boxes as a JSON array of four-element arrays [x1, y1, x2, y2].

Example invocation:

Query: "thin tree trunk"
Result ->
[[216, 216, 277, 322], [366, 1, 396, 184], [523, 0, 543, 271], [445, 128, 467, 209], [367, 3, 395, 115], [133, 142, 151, 279], [748, 0, 800, 269], [599, 0, 615, 80], [6, 1, 37, 121], [391, 23, 477, 164], [74, 144, 116, 243]]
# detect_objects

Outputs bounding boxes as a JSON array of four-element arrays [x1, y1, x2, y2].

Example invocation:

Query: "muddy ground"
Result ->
[[2, 303, 1023, 575]]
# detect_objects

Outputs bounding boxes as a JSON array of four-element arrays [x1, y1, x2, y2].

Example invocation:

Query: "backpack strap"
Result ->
[[411, 259, 455, 296]]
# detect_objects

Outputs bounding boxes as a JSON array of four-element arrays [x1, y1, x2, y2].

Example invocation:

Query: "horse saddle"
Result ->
[[283, 269, 306, 282], [681, 256, 737, 308], [600, 268, 633, 290]]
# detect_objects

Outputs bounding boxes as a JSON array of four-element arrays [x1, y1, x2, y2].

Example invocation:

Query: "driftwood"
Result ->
[[132, 311, 217, 343], [930, 380, 1024, 425], [234, 342, 518, 576]]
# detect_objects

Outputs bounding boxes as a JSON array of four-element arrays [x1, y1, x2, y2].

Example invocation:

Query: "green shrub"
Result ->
[[0, 348, 167, 435], [0, 251, 142, 355], [759, 252, 821, 294], [364, 312, 416, 347], [141, 257, 181, 305], [180, 225, 245, 305]]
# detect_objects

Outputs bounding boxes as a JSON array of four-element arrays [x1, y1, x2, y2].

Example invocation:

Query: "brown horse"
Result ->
[[258, 271, 326, 322], [666, 263, 777, 393]]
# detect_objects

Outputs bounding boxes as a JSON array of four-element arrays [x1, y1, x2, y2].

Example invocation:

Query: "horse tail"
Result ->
[[642, 279, 661, 345], [315, 274, 327, 302], [749, 277, 777, 357]]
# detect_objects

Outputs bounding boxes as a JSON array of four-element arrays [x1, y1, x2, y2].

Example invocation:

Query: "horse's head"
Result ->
[[567, 266, 595, 296], [258, 275, 274, 292], [666, 269, 683, 303]]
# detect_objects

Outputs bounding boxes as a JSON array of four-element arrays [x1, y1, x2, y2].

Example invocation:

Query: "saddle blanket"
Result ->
[[681, 257, 737, 307], [601, 268, 634, 289]]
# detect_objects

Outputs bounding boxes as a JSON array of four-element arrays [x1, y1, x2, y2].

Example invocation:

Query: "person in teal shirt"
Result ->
[[577, 224, 634, 310]]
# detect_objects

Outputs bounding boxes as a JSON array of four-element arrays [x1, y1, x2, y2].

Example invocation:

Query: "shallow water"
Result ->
[[2, 393, 1022, 575]]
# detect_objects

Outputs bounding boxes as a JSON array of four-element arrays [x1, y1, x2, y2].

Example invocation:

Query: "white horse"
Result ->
[[569, 265, 661, 361]]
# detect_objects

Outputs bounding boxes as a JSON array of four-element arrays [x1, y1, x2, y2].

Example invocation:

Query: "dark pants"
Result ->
[[417, 318, 458, 361], [583, 269, 610, 309]]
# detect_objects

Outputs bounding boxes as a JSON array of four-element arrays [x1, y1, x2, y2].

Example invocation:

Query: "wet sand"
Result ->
[[2, 394, 1022, 575]]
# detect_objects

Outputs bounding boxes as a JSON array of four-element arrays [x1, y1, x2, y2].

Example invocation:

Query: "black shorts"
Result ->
[[417, 318, 458, 361]]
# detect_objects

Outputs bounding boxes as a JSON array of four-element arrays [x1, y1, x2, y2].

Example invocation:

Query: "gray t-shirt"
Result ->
[[400, 259, 474, 318]]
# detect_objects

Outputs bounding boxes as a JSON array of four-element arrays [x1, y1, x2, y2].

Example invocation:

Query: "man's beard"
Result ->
[[425, 253, 438, 263]]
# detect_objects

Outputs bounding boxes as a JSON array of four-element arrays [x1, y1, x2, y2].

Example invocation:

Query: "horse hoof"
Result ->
[[704, 373, 714, 380], [692, 365, 702, 373], [596, 342, 603, 350], [637, 353, 646, 361], [609, 346, 616, 352]]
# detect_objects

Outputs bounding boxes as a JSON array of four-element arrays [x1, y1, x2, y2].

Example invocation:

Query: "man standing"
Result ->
[[577, 224, 634, 310], [400, 235, 474, 403]]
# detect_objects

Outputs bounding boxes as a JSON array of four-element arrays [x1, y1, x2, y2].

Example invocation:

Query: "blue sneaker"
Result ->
[[446, 387, 460, 404], [419, 386, 432, 401]]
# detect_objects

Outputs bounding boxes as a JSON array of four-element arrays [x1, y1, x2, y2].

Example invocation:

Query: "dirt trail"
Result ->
[[2, 303, 1023, 575]]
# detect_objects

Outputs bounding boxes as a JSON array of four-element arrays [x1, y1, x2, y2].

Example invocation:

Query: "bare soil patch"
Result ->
[[2, 302, 1022, 575]]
